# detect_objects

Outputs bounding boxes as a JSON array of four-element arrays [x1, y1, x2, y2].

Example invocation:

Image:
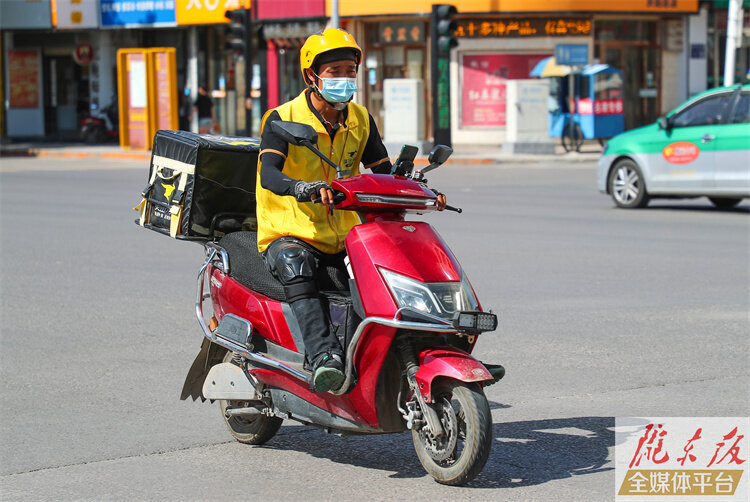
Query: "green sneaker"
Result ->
[[312, 353, 345, 393]]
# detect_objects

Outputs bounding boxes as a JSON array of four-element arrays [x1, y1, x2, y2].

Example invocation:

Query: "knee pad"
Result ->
[[274, 245, 316, 283], [273, 245, 318, 302]]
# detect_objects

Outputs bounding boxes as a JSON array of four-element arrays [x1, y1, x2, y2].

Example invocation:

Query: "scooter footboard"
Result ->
[[413, 348, 493, 403]]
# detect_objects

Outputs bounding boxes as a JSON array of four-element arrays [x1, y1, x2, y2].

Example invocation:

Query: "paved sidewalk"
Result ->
[[0, 139, 603, 165]]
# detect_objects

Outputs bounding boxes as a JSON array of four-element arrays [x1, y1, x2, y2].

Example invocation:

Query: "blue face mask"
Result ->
[[314, 74, 358, 104]]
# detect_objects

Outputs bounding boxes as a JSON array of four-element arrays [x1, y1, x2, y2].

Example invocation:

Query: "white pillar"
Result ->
[[724, 0, 744, 86], [188, 26, 199, 133], [92, 30, 114, 109], [688, 8, 708, 96]]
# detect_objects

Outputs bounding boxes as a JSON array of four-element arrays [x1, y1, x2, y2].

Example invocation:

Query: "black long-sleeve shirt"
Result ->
[[259, 92, 392, 195]]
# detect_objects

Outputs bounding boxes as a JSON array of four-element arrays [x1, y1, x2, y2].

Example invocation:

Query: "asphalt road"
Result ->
[[1, 155, 748, 501]]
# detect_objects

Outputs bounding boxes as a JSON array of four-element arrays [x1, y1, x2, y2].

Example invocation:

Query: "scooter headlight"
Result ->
[[380, 268, 479, 320]]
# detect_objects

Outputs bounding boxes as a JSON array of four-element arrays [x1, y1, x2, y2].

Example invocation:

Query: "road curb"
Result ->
[[1, 146, 596, 166]]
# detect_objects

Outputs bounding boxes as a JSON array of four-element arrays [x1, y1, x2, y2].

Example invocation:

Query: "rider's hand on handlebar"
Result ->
[[294, 180, 333, 204], [436, 193, 446, 211], [313, 186, 336, 206]]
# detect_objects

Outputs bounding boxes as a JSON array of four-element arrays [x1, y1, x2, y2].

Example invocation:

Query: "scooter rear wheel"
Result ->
[[412, 380, 492, 486], [218, 352, 282, 445]]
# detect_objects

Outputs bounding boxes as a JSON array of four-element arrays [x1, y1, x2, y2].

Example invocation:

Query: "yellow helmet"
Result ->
[[300, 28, 362, 84]]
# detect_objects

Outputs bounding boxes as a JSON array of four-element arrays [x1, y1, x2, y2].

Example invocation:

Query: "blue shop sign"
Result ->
[[101, 0, 176, 27], [555, 44, 589, 66]]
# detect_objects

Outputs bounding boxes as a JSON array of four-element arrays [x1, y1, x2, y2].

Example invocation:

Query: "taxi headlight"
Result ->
[[380, 268, 479, 320]]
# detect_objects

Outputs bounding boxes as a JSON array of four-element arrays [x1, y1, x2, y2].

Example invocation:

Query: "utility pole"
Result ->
[[331, 0, 339, 29], [724, 0, 744, 86]]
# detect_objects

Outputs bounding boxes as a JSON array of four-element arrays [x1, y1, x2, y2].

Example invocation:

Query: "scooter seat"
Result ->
[[218, 231, 286, 301], [217, 231, 350, 302]]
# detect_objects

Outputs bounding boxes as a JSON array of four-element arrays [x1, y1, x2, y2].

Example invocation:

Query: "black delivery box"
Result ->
[[135, 130, 260, 240]]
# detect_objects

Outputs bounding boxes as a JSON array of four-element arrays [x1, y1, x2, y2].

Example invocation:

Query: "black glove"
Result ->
[[294, 180, 331, 202]]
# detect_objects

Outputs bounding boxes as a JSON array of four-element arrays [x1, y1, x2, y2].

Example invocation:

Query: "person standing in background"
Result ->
[[191, 84, 217, 134]]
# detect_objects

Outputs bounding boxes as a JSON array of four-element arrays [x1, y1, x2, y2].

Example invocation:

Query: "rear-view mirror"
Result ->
[[428, 145, 453, 165], [270, 121, 318, 146], [658, 117, 670, 130]]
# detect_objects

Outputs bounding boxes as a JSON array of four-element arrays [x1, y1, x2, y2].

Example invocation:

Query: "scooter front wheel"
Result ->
[[218, 352, 282, 445], [412, 380, 492, 486]]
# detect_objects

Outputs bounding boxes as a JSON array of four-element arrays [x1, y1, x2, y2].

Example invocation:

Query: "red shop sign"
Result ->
[[461, 53, 549, 127], [73, 43, 94, 66]]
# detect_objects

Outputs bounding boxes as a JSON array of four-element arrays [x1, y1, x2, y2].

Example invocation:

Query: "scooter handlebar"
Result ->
[[311, 190, 346, 205]]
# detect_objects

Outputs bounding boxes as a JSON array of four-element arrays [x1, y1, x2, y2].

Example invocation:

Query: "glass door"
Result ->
[[602, 44, 660, 130]]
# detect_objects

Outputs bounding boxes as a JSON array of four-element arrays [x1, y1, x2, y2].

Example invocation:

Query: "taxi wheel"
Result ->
[[609, 159, 649, 209], [709, 197, 742, 209]]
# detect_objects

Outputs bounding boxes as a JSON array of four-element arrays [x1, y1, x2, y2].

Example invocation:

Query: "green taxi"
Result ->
[[597, 85, 749, 209]]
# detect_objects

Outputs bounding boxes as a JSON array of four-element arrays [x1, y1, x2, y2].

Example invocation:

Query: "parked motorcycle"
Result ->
[[181, 121, 505, 485], [80, 101, 119, 144]]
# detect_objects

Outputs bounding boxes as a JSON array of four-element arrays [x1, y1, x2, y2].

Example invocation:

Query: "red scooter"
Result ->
[[182, 121, 504, 485]]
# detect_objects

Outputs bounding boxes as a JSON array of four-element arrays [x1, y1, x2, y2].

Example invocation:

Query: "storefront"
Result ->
[[338, 0, 702, 146], [359, 18, 430, 134], [450, 15, 592, 145], [263, 19, 327, 108]]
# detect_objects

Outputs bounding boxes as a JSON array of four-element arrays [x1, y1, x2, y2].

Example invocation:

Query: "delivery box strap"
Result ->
[[168, 171, 191, 238], [152, 155, 196, 177]]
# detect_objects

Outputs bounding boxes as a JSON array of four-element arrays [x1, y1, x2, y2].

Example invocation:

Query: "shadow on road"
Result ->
[[473, 416, 614, 488], [260, 415, 615, 488], [634, 204, 749, 214]]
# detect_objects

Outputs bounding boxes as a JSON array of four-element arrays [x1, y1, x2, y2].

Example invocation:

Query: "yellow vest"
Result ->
[[256, 91, 370, 254]]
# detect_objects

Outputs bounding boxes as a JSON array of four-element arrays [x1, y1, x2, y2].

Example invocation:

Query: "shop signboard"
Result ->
[[461, 53, 549, 128], [73, 43, 96, 66], [5, 49, 45, 137], [175, 0, 250, 25], [334, 0, 698, 17], [8, 50, 41, 108], [53, 0, 100, 29], [101, 0, 176, 27], [378, 22, 425, 43], [455, 18, 591, 38], [555, 44, 588, 66], [0, 0, 52, 29]]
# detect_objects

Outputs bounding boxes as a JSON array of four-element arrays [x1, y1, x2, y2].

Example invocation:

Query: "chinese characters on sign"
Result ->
[[378, 22, 424, 44], [8, 50, 40, 108], [461, 54, 549, 128], [577, 98, 624, 115], [615, 417, 749, 500], [101, 0, 176, 27], [455, 18, 591, 38]]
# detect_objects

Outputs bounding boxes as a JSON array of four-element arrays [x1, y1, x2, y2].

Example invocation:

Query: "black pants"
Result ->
[[263, 237, 348, 364]]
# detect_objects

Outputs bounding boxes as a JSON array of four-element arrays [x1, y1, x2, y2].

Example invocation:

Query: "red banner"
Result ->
[[8, 50, 40, 108], [577, 98, 624, 115], [461, 53, 549, 127]]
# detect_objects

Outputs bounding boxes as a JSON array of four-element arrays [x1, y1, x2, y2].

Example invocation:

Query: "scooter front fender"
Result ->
[[413, 348, 493, 403]]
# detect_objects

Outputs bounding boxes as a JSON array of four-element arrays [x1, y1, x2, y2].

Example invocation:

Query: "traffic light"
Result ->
[[225, 9, 249, 53], [434, 4, 458, 52]]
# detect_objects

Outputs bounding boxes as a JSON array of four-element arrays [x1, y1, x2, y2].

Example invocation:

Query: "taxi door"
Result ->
[[713, 90, 750, 193], [647, 90, 736, 193]]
